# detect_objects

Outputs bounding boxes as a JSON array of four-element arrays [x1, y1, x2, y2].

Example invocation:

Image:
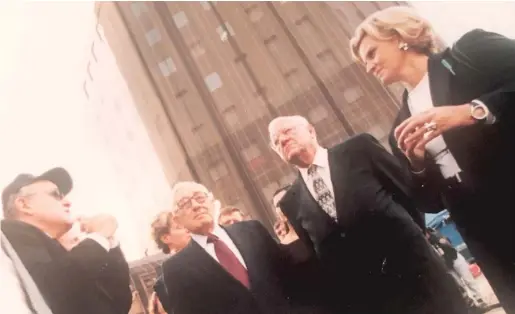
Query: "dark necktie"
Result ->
[[207, 233, 250, 289]]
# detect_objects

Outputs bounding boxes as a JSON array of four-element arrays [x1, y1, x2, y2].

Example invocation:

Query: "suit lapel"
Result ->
[[222, 225, 254, 275], [428, 51, 454, 106], [327, 148, 346, 222], [184, 240, 229, 278]]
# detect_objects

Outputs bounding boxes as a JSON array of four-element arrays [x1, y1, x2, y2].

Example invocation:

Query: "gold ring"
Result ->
[[424, 122, 437, 132]]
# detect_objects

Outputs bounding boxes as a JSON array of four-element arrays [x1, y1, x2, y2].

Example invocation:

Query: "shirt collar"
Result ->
[[191, 224, 223, 249], [298, 147, 329, 180]]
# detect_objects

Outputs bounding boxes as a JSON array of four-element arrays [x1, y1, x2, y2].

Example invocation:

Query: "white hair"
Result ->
[[268, 115, 311, 136], [170, 181, 212, 213]]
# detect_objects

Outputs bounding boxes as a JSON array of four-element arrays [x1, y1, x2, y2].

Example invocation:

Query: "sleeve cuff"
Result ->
[[85, 233, 111, 251]]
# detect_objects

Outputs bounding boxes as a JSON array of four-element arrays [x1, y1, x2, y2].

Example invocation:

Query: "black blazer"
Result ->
[[161, 220, 297, 314], [1, 220, 132, 314], [279, 133, 468, 314], [154, 275, 173, 314], [389, 29, 515, 216]]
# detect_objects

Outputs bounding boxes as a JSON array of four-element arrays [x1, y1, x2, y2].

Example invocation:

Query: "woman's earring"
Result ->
[[398, 42, 409, 51]]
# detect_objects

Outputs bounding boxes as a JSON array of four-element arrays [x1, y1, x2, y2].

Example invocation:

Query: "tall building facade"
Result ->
[[83, 15, 181, 257], [95, 1, 405, 230]]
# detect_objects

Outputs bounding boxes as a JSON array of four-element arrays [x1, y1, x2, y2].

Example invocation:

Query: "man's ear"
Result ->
[[15, 196, 34, 216], [308, 124, 318, 140]]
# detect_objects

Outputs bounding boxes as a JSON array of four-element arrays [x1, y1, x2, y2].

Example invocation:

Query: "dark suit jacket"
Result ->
[[161, 220, 326, 314], [154, 274, 173, 313], [1, 220, 132, 314], [388, 29, 515, 258], [279, 133, 468, 314]]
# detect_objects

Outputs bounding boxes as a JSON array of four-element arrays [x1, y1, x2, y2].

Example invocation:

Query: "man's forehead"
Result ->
[[175, 188, 205, 200]]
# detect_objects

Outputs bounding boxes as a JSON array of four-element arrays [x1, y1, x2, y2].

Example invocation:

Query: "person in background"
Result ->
[[272, 185, 332, 313], [351, 6, 515, 312], [1, 167, 132, 314], [218, 206, 248, 226], [150, 210, 191, 313], [273, 185, 299, 245], [426, 229, 487, 309]]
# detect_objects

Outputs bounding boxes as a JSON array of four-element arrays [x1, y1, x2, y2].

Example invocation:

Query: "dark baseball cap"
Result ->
[[2, 167, 73, 212]]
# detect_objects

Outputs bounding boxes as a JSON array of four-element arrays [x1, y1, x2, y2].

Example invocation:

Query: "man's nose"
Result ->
[[62, 198, 71, 208], [279, 134, 290, 146]]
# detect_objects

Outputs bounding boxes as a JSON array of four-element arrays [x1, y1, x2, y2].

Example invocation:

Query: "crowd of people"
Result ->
[[1, 5, 515, 314]]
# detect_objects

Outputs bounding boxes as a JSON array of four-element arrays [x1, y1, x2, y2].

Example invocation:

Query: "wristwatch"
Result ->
[[470, 101, 494, 124]]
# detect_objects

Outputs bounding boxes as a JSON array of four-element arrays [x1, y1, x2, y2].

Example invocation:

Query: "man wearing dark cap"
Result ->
[[1, 167, 132, 314]]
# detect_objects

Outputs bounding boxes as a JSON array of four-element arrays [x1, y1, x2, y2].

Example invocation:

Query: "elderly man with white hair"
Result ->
[[268, 115, 470, 314], [159, 181, 333, 314]]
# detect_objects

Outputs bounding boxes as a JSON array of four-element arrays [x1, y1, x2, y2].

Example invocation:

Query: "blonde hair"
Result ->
[[150, 211, 174, 254], [350, 6, 438, 63]]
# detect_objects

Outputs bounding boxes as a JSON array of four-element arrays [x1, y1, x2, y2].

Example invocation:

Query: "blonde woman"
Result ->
[[351, 6, 515, 312], [150, 211, 191, 314]]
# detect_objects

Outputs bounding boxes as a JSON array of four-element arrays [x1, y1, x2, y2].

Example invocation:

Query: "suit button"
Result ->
[[340, 233, 346, 238]]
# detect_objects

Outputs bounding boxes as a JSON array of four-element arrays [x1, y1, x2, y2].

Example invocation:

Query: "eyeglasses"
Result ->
[[23, 189, 64, 201], [176, 192, 208, 212]]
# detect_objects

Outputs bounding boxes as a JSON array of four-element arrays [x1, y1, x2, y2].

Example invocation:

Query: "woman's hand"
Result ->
[[402, 134, 427, 171], [395, 104, 475, 152]]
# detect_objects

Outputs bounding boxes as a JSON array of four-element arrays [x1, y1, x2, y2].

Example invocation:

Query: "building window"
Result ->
[[209, 162, 229, 182], [223, 108, 239, 129], [216, 22, 235, 42], [343, 86, 364, 103], [242, 144, 261, 162], [130, 2, 148, 17], [308, 106, 329, 124], [249, 9, 264, 23], [190, 40, 206, 58], [280, 173, 295, 187], [263, 182, 280, 202], [173, 11, 189, 29], [199, 1, 212, 11], [205, 72, 222, 92], [145, 28, 162, 47], [158, 57, 177, 77]]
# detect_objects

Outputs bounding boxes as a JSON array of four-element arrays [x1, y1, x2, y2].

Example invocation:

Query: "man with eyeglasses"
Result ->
[[0, 167, 132, 314], [160, 181, 334, 314]]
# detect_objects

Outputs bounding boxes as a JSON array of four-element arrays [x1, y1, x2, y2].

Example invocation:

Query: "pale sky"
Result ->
[[0, 1, 514, 261]]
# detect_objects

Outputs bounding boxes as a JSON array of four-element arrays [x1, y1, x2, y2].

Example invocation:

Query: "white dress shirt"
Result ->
[[408, 73, 462, 179], [299, 147, 335, 199], [191, 225, 247, 269]]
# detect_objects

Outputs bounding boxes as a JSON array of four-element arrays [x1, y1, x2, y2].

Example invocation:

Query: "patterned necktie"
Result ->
[[207, 233, 250, 289], [308, 164, 337, 220]]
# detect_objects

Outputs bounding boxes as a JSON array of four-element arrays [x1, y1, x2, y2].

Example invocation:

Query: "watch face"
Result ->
[[472, 105, 488, 120]]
